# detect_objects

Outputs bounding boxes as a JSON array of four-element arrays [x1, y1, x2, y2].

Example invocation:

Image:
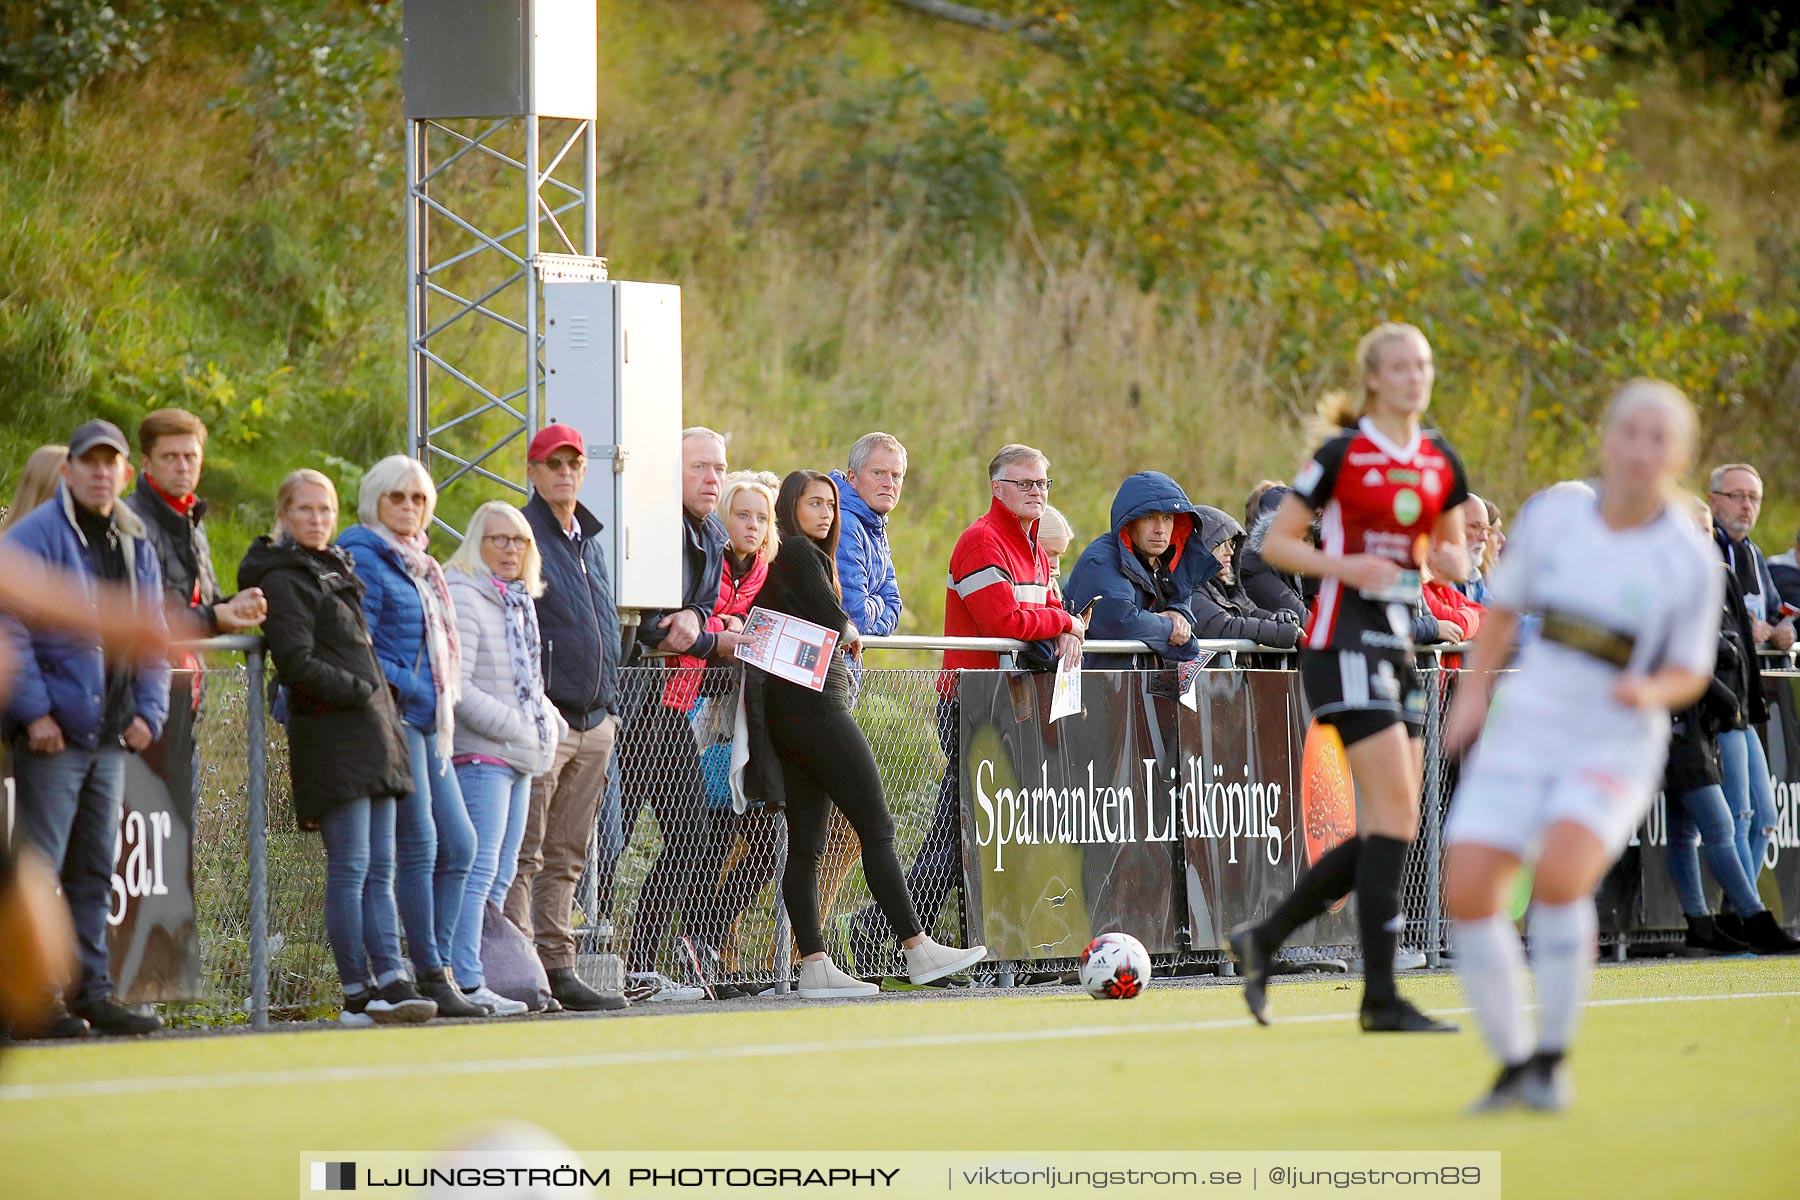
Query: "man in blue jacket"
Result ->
[[2, 420, 170, 1037], [832, 432, 908, 638], [1063, 472, 1220, 668]]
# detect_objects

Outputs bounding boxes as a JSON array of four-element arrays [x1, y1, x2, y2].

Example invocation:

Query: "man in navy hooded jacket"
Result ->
[[1062, 472, 1220, 669]]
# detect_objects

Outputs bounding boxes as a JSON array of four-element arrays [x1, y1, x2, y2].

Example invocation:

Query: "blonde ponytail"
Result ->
[[1308, 321, 1429, 443]]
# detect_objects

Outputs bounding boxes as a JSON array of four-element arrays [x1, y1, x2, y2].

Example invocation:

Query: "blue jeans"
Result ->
[[318, 797, 407, 990], [1719, 728, 1777, 905], [1667, 785, 1765, 918], [452, 761, 531, 989], [396, 725, 477, 971], [10, 743, 127, 1007]]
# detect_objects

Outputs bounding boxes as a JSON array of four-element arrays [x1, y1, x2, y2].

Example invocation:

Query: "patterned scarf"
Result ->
[[496, 575, 553, 757], [371, 523, 462, 762]]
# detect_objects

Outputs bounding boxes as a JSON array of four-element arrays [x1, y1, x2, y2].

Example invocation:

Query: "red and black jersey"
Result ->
[[1291, 417, 1469, 652]]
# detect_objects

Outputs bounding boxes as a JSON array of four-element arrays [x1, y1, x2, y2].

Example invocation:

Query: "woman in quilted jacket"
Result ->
[[443, 502, 570, 1016]]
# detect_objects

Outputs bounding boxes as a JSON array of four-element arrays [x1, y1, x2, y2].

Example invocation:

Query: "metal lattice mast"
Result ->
[[401, 1, 603, 537]]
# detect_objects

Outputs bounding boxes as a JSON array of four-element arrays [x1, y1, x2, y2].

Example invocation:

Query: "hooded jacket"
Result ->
[[1, 484, 170, 748], [1062, 473, 1218, 669], [1188, 506, 1301, 650], [1238, 486, 1308, 621], [831, 470, 902, 638], [239, 536, 412, 828]]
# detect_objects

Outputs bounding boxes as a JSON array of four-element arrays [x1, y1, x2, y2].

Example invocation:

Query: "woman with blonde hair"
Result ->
[[442, 502, 569, 1016], [1233, 321, 1473, 1033], [3, 445, 68, 531], [1444, 380, 1724, 1112], [337, 455, 484, 1017], [238, 470, 433, 1024]]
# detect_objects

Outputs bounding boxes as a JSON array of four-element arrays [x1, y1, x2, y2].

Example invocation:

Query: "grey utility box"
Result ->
[[543, 278, 684, 611], [402, 0, 597, 120]]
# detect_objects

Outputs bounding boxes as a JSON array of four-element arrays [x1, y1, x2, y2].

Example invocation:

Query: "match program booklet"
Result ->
[[734, 607, 841, 692]]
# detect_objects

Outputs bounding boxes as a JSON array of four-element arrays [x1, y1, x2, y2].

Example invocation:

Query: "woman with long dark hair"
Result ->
[[756, 470, 986, 997]]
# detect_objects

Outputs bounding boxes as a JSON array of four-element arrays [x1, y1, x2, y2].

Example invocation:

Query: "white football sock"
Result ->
[[1528, 899, 1598, 1054], [1452, 914, 1532, 1065]]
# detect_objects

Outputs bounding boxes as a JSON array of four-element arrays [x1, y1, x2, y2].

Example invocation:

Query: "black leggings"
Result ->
[[766, 706, 922, 957]]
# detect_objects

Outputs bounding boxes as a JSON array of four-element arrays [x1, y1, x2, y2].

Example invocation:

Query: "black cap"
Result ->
[[68, 420, 131, 460]]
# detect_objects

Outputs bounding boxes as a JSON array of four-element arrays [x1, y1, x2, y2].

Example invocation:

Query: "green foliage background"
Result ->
[[1, 0, 1797, 636]]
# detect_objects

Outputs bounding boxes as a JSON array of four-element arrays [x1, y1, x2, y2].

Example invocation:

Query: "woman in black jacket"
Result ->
[[756, 471, 986, 997], [238, 469, 436, 1025]]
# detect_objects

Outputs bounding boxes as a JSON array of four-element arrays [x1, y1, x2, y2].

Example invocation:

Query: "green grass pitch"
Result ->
[[2, 959, 1795, 1198]]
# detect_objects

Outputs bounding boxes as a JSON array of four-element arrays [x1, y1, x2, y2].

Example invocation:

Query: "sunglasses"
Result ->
[[385, 490, 430, 507]]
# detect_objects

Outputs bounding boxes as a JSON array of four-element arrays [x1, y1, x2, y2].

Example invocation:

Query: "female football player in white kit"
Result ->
[[1443, 379, 1722, 1114]]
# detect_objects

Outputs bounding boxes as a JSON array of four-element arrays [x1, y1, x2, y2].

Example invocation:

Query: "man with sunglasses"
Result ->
[[511, 424, 627, 1013]]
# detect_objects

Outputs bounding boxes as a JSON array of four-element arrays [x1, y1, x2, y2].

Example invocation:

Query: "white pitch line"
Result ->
[[3, 989, 1795, 1104]]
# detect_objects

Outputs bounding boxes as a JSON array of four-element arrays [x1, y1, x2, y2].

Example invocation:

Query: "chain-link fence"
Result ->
[[159, 649, 1791, 1024]]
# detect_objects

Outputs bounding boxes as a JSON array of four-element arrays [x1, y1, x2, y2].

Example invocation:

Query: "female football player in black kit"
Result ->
[[1230, 321, 1471, 1033]]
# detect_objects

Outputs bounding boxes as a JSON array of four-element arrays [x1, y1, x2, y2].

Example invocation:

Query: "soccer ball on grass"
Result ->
[[1078, 931, 1151, 1000]]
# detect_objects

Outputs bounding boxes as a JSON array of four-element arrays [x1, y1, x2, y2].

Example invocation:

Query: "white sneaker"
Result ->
[[1394, 948, 1428, 971], [904, 937, 988, 985], [464, 985, 529, 1017], [338, 1008, 374, 1028], [624, 971, 707, 1003], [797, 956, 879, 999]]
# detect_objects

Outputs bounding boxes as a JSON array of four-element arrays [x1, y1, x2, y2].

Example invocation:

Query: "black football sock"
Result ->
[[1258, 837, 1362, 950], [1355, 834, 1410, 1007]]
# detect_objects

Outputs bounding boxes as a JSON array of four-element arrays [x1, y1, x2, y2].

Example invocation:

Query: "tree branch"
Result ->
[[888, 0, 1073, 58]]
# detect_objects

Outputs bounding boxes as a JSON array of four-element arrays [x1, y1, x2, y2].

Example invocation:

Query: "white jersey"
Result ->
[[1469, 486, 1723, 789]]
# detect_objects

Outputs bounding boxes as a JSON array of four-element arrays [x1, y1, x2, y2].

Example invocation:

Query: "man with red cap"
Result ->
[[506, 423, 627, 1012]]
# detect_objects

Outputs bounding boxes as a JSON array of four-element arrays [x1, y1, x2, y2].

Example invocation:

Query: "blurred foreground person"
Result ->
[[1445, 381, 1722, 1113]]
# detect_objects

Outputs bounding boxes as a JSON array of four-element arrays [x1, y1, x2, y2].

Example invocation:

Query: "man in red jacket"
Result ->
[[943, 444, 1086, 674], [847, 444, 1087, 974]]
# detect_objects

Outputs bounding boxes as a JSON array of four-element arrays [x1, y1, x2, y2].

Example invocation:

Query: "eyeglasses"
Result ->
[[997, 478, 1053, 494], [482, 534, 531, 550], [1711, 490, 1763, 506], [385, 491, 429, 507]]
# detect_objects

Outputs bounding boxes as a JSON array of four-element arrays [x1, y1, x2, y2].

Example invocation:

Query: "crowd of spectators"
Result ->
[[3, 407, 1796, 1034]]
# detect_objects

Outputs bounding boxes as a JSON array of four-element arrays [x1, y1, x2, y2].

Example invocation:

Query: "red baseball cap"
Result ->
[[527, 423, 587, 463]]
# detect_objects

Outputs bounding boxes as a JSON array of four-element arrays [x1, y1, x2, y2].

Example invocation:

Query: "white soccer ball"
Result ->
[[1078, 931, 1152, 1000]]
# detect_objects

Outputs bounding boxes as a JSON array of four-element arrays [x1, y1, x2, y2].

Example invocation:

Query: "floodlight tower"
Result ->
[[401, 0, 682, 609]]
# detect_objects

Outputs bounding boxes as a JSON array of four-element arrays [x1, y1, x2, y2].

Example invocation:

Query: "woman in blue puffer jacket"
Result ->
[[337, 456, 484, 1018]]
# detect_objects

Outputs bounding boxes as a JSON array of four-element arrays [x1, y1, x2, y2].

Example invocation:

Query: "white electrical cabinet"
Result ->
[[543, 279, 684, 611]]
